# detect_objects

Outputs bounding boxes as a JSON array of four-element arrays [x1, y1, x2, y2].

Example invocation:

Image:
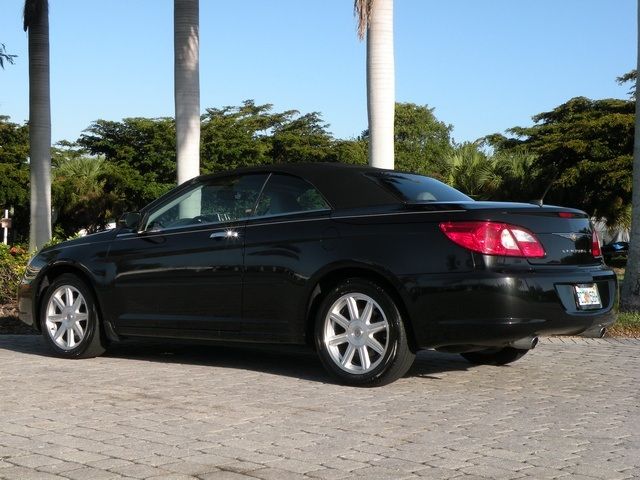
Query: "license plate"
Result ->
[[574, 284, 602, 309]]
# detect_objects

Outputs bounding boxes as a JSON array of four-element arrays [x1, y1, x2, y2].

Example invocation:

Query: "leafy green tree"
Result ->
[[333, 138, 368, 165], [487, 96, 634, 226], [200, 101, 285, 172], [0, 43, 17, 68], [78, 117, 177, 211], [76, 103, 338, 212], [0, 116, 29, 165], [271, 112, 335, 163], [617, 69, 637, 98], [360, 103, 453, 176], [394, 103, 453, 176], [201, 100, 337, 172], [0, 117, 30, 241]]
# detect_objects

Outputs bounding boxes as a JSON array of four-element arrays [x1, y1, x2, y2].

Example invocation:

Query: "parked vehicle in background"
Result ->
[[18, 163, 617, 386], [602, 241, 629, 263]]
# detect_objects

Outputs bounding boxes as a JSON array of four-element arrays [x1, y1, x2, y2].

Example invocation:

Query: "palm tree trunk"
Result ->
[[621, 0, 640, 311], [174, 0, 200, 185], [366, 0, 395, 169], [26, 0, 52, 251]]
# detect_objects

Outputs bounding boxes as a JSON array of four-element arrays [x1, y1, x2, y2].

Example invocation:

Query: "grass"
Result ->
[[602, 257, 640, 337], [608, 311, 640, 338]]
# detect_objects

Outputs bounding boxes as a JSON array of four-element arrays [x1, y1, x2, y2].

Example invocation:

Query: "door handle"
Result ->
[[210, 230, 239, 240]]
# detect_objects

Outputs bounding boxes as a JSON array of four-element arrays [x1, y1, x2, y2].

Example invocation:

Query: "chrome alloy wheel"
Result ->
[[45, 285, 89, 351], [323, 293, 390, 374]]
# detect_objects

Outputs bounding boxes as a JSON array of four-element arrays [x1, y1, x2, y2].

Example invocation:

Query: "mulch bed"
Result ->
[[0, 304, 37, 335]]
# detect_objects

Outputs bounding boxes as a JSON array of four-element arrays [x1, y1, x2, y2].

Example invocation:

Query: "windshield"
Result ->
[[366, 172, 472, 203]]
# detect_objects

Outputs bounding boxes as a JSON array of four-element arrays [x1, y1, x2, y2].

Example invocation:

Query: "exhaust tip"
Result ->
[[579, 325, 607, 338], [531, 336, 539, 349], [509, 336, 539, 350]]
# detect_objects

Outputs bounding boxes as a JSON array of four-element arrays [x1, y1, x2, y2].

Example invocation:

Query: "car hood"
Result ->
[[41, 229, 118, 252]]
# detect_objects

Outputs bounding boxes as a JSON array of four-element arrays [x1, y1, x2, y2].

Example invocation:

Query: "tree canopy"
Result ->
[[486, 96, 634, 226], [200, 100, 336, 171], [617, 69, 637, 98], [0, 117, 30, 240], [0, 90, 635, 241], [358, 102, 453, 175], [78, 117, 178, 211]]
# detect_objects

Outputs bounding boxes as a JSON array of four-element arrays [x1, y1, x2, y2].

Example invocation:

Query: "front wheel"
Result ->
[[315, 278, 415, 387], [460, 347, 528, 366], [40, 274, 106, 359]]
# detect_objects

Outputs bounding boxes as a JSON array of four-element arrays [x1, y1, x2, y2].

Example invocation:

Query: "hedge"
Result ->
[[0, 244, 30, 305]]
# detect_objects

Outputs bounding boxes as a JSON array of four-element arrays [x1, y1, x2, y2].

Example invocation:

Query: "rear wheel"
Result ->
[[315, 278, 415, 386], [460, 347, 528, 366], [40, 274, 106, 359]]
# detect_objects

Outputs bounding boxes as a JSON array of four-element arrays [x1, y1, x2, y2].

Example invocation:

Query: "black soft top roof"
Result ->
[[203, 162, 402, 210]]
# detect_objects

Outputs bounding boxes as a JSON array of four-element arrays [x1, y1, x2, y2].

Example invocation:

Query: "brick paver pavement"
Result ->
[[0, 335, 638, 479]]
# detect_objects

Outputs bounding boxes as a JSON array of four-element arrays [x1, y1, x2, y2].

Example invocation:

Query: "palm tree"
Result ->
[[444, 143, 501, 199], [355, 0, 395, 169], [24, 0, 52, 251], [53, 156, 115, 235], [174, 0, 200, 185], [621, 1, 640, 312]]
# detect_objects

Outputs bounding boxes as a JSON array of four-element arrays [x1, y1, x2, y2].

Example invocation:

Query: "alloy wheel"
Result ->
[[323, 293, 390, 374], [44, 285, 89, 351]]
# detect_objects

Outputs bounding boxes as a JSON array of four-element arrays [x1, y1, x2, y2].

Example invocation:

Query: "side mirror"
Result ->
[[117, 212, 141, 230]]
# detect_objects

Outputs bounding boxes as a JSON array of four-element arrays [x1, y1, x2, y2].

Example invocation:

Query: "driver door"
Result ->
[[105, 173, 268, 339]]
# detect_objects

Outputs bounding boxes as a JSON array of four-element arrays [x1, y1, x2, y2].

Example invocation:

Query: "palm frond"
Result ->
[[23, 0, 47, 31], [354, 0, 373, 39], [0, 44, 17, 68]]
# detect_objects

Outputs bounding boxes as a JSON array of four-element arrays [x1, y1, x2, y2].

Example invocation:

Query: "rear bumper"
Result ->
[[406, 266, 618, 349]]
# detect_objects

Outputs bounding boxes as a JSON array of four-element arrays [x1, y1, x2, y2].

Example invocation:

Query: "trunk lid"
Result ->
[[430, 201, 600, 266]]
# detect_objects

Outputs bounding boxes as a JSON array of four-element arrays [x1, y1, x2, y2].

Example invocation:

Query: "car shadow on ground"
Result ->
[[0, 335, 474, 385]]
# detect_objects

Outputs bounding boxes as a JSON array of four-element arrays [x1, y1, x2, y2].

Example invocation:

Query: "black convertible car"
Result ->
[[18, 163, 617, 386]]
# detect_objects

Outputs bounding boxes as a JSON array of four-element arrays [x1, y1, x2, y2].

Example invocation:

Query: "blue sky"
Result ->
[[0, 0, 635, 145]]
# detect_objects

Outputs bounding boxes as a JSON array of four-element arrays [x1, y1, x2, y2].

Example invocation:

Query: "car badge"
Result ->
[[554, 233, 581, 242]]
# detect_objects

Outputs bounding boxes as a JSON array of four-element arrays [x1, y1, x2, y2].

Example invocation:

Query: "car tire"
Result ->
[[314, 278, 415, 386], [460, 347, 528, 366], [40, 274, 106, 359]]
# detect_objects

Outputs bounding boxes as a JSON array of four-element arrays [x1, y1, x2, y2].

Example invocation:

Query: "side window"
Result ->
[[145, 174, 267, 230], [255, 174, 330, 217]]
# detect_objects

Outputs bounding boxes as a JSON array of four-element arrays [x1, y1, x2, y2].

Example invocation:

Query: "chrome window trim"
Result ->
[[116, 210, 331, 238], [246, 215, 332, 229], [250, 208, 331, 221], [115, 208, 467, 238], [332, 209, 466, 220]]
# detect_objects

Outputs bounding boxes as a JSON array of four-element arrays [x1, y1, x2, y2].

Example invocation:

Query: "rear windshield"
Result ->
[[366, 172, 472, 203]]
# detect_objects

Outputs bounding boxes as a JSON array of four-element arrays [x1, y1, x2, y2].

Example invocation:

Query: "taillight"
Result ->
[[592, 229, 602, 257], [439, 221, 546, 258]]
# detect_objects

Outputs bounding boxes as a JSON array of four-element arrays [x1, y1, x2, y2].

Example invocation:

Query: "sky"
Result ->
[[0, 0, 636, 146]]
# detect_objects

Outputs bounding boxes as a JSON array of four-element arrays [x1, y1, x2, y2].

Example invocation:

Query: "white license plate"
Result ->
[[574, 284, 602, 309]]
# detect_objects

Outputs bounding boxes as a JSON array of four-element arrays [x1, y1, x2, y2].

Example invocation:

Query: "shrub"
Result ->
[[0, 244, 30, 305]]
